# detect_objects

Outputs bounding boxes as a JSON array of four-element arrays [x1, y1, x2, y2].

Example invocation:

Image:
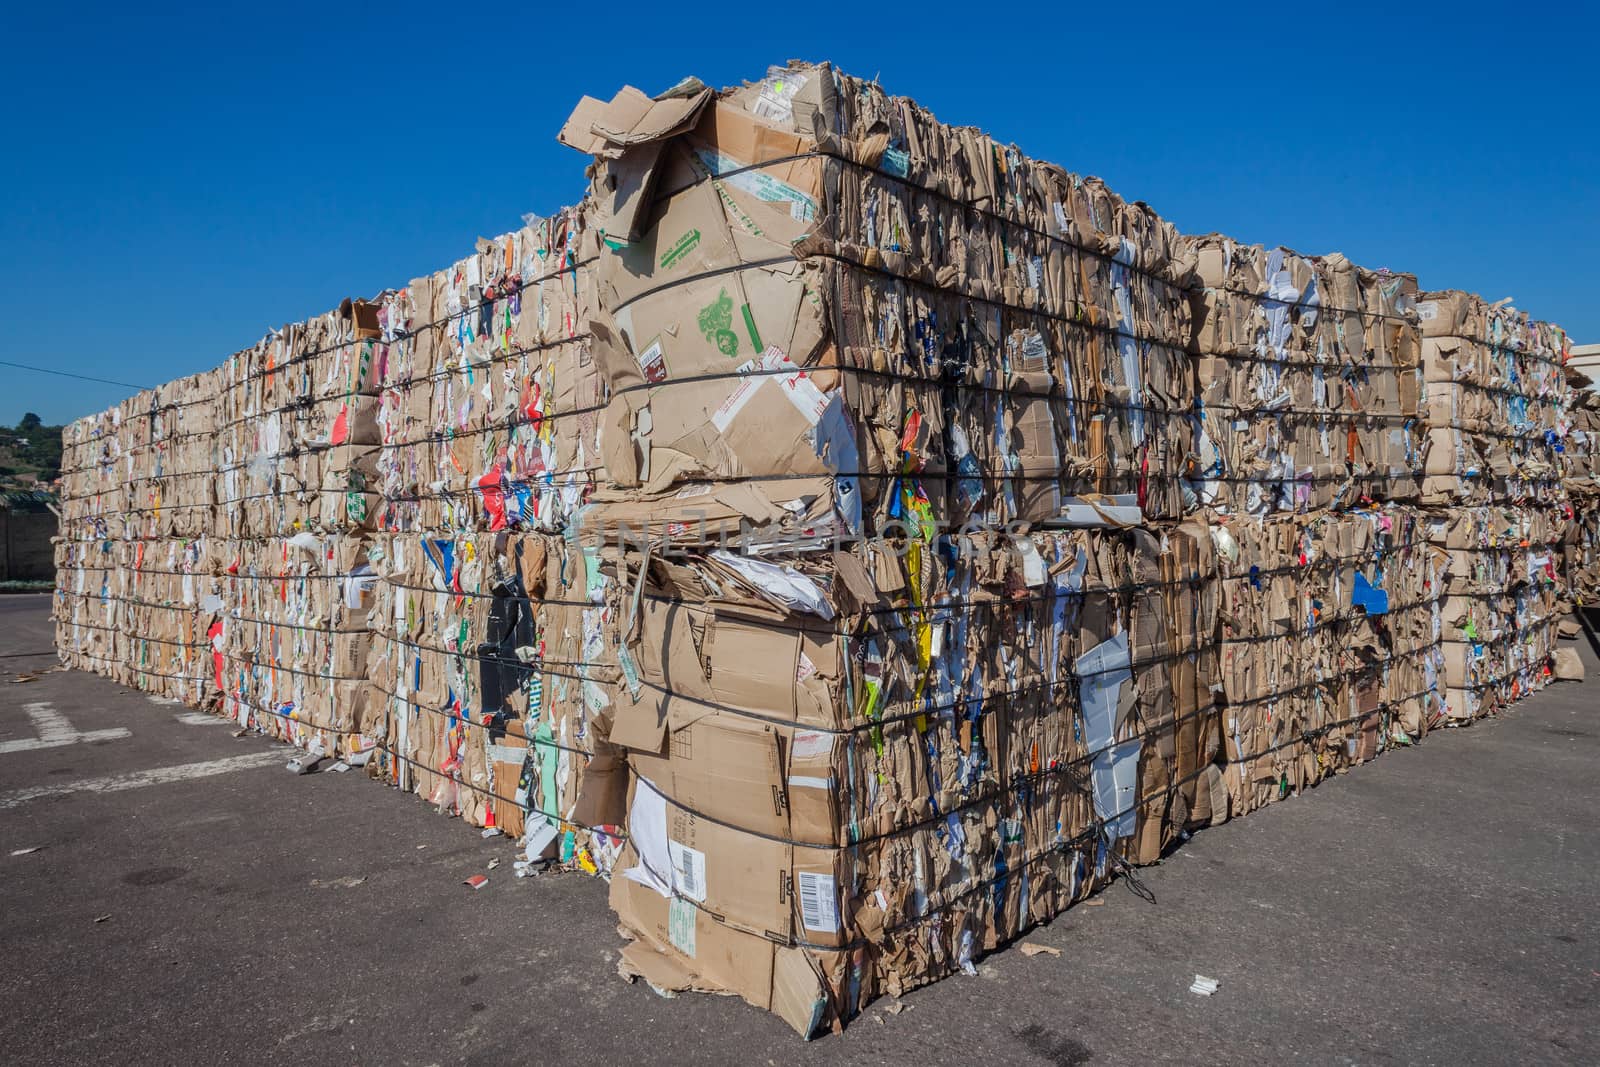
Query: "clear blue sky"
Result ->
[[3, 2, 1594, 425]]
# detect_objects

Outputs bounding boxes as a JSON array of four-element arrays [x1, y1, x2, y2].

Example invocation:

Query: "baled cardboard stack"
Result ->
[[54, 213, 626, 863], [1209, 505, 1445, 818], [53, 301, 388, 757], [50, 58, 1595, 1041], [1417, 291, 1568, 505], [1559, 373, 1599, 606], [560, 63, 1225, 1032], [1412, 294, 1573, 720], [1181, 233, 1448, 815], [1186, 237, 1422, 515], [361, 210, 626, 869], [55, 367, 226, 694]]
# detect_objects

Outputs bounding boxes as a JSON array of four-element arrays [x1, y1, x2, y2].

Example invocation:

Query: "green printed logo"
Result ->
[[659, 228, 701, 270], [697, 288, 739, 357]]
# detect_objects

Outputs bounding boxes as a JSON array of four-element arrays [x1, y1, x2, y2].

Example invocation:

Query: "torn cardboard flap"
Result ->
[[559, 85, 712, 157]]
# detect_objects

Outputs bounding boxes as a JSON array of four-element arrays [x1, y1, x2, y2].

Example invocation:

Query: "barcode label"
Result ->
[[797, 871, 840, 933], [668, 841, 706, 903]]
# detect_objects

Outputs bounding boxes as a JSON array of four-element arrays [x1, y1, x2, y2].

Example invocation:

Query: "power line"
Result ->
[[0, 359, 150, 391]]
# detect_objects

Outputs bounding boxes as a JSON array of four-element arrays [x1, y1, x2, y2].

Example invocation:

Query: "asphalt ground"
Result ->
[[1, 592, 1596, 1065]]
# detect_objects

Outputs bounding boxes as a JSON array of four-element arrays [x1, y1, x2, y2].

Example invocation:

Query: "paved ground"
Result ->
[[1, 592, 1597, 1065]]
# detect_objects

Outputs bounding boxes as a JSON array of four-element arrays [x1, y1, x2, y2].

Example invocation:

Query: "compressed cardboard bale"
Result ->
[[1415, 291, 1570, 505], [212, 299, 386, 539], [210, 532, 380, 757], [372, 207, 603, 537], [591, 518, 1217, 1032], [365, 529, 623, 871], [563, 62, 1197, 544], [1207, 505, 1439, 817], [1377, 506, 1451, 739], [1425, 504, 1567, 720], [1183, 236, 1422, 516]]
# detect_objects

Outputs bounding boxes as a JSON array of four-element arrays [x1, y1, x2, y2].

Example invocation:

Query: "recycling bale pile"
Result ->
[[49, 57, 1597, 1042], [55, 364, 225, 697], [1560, 373, 1600, 607], [1207, 505, 1446, 819], [1186, 237, 1422, 515], [1414, 293, 1573, 720], [362, 208, 627, 871], [559, 62, 1227, 1033], [53, 298, 388, 763], [52, 210, 627, 863]]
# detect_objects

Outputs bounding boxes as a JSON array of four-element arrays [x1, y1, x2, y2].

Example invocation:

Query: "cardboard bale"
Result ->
[[564, 62, 1197, 544], [1414, 291, 1570, 505], [1560, 378, 1600, 604], [587, 516, 1218, 1031], [1184, 236, 1422, 516], [371, 207, 604, 537], [366, 528, 623, 872], [1206, 505, 1441, 818], [1424, 505, 1567, 720]]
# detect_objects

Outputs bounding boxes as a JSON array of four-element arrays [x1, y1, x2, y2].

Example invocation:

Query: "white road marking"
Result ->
[[174, 712, 226, 727], [0, 751, 283, 810], [0, 703, 131, 754]]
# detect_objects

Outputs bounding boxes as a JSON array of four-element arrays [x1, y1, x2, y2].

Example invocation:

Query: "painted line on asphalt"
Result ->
[[0, 702, 131, 754], [174, 712, 227, 727], [0, 751, 283, 810]]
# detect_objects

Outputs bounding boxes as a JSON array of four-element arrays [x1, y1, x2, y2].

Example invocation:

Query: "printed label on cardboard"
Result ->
[[636, 338, 668, 383], [668, 840, 707, 902], [797, 871, 840, 933], [694, 147, 817, 221], [791, 730, 830, 759], [668, 896, 697, 958]]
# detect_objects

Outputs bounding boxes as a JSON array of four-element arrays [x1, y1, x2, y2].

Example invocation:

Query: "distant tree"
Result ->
[[18, 412, 42, 433]]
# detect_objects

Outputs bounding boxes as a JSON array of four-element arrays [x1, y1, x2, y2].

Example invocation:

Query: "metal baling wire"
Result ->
[[52, 300, 595, 497], [59, 228, 1561, 479], [71, 531, 1548, 603], [56, 451, 1526, 517], [56, 566, 1542, 902], [687, 145, 1569, 390], [59, 322, 1573, 503], [53, 563, 1561, 831], [59, 528, 1462, 732]]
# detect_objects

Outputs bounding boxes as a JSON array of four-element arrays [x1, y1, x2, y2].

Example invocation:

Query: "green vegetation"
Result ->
[[0, 413, 65, 484]]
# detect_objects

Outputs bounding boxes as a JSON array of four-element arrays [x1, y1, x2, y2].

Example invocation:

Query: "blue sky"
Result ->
[[2, 3, 1594, 424]]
